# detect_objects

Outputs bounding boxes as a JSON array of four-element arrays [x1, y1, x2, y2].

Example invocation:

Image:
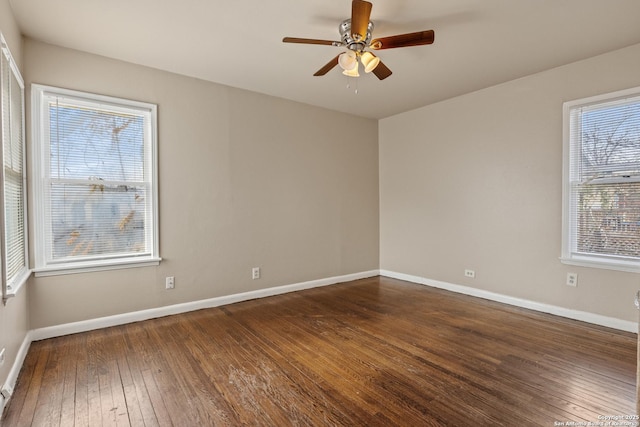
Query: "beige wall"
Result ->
[[24, 39, 379, 329], [380, 42, 640, 323], [0, 0, 29, 397]]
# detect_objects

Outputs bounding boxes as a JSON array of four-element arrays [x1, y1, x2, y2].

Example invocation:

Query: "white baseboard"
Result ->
[[380, 270, 637, 333], [29, 267, 637, 339], [2, 267, 635, 418], [1, 331, 32, 416], [31, 270, 380, 341], [3, 270, 377, 418]]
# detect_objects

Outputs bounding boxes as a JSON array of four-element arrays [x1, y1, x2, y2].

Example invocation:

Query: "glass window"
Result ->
[[0, 33, 29, 298], [32, 85, 159, 275], [562, 87, 640, 272]]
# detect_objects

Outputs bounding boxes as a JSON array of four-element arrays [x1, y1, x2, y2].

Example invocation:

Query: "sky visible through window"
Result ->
[[50, 104, 144, 181], [580, 102, 640, 179]]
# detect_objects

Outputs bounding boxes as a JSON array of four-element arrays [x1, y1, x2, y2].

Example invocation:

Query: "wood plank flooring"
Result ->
[[2, 276, 637, 426]]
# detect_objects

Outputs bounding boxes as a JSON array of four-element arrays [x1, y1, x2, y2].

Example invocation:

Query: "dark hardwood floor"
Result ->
[[2, 276, 637, 426]]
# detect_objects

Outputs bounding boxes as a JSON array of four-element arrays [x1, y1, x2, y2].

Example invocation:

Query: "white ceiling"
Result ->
[[9, 0, 640, 119]]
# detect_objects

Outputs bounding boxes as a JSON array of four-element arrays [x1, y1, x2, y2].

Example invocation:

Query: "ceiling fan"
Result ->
[[283, 0, 435, 80]]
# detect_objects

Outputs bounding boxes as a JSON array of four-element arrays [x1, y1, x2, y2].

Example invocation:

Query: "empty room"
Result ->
[[1, 0, 640, 425]]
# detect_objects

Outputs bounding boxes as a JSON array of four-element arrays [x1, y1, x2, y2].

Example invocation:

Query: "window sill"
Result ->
[[34, 257, 162, 277], [560, 255, 640, 273], [4, 268, 32, 301]]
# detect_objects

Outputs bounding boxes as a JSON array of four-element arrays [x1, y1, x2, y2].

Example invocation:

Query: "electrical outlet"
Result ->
[[165, 276, 175, 289], [464, 269, 475, 278], [252, 267, 260, 280], [566, 273, 578, 287]]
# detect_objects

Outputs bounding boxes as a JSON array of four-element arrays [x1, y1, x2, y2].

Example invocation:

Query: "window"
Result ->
[[0, 34, 29, 298], [562, 87, 640, 272], [32, 85, 159, 275]]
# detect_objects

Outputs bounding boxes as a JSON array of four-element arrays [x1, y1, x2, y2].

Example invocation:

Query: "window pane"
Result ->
[[8, 66, 22, 171], [4, 170, 25, 277], [49, 103, 145, 182], [49, 182, 149, 261], [576, 182, 640, 258], [579, 102, 640, 180], [1, 37, 28, 288]]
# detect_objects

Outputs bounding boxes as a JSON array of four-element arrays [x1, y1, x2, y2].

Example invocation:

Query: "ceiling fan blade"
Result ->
[[351, 0, 373, 41], [370, 30, 435, 50], [372, 61, 392, 80], [283, 37, 341, 46], [314, 55, 340, 76]]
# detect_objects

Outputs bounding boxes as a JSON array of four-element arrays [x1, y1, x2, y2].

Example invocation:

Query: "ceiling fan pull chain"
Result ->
[[346, 77, 359, 94]]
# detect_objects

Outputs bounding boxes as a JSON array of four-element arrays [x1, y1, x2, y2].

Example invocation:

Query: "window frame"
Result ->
[[561, 86, 640, 273], [0, 33, 30, 300], [31, 84, 160, 276]]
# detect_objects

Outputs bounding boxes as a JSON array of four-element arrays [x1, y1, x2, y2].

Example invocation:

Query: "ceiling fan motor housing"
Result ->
[[339, 19, 374, 52]]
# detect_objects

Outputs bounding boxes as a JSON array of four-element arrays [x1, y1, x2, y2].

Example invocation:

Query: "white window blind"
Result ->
[[562, 87, 640, 271], [0, 34, 29, 299], [32, 85, 159, 274]]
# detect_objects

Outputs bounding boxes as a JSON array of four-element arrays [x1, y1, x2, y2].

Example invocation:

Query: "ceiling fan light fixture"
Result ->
[[283, 0, 435, 81], [342, 62, 360, 77], [338, 50, 357, 71], [360, 51, 380, 73]]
